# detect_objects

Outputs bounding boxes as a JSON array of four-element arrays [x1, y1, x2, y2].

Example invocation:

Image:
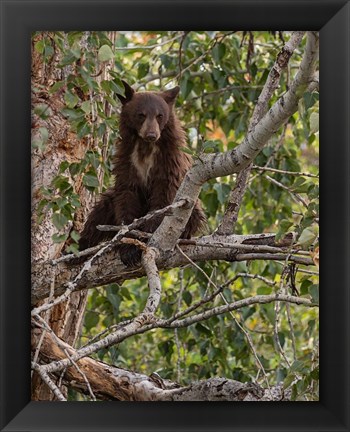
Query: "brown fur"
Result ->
[[79, 81, 206, 266]]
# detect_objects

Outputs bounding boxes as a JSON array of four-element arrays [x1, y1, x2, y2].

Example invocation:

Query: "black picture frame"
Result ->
[[1, 0, 349, 431]]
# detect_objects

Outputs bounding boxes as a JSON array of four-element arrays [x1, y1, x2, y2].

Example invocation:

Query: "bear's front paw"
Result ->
[[119, 244, 142, 267]]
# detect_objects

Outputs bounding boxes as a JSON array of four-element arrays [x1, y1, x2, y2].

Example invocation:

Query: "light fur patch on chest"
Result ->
[[131, 143, 158, 185]]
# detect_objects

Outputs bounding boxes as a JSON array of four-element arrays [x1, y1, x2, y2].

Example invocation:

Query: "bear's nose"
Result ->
[[145, 132, 158, 142]]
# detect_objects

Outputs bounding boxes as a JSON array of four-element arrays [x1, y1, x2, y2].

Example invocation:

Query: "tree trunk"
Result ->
[[31, 33, 92, 400]]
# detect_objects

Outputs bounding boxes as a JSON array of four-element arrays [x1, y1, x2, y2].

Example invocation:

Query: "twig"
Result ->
[[252, 165, 318, 178], [115, 33, 185, 51], [265, 175, 311, 211], [97, 199, 189, 232], [160, 293, 317, 329], [176, 244, 218, 292]]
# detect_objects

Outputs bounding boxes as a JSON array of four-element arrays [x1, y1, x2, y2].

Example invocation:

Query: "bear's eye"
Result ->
[[156, 114, 163, 120], [138, 113, 146, 120]]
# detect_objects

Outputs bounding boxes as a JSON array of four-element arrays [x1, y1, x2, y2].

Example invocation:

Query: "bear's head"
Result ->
[[117, 81, 180, 143]]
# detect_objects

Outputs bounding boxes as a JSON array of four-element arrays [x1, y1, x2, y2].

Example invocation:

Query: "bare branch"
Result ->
[[160, 294, 317, 329]]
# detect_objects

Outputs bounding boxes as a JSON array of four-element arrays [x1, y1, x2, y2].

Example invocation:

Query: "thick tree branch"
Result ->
[[31, 328, 289, 401], [31, 232, 315, 304]]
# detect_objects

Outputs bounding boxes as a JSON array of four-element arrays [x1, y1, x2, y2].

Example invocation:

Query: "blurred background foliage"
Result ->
[[32, 31, 319, 401]]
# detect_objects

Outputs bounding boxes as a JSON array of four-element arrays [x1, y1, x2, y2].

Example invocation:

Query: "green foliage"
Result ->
[[33, 31, 319, 400]]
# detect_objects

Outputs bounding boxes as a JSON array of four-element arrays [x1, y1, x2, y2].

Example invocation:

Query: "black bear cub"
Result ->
[[79, 81, 206, 266]]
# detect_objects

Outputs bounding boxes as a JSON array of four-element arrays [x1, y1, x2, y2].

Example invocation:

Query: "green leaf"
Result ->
[[195, 323, 212, 336], [87, 151, 100, 170], [309, 284, 319, 303], [38, 127, 49, 145], [275, 219, 294, 241], [180, 73, 194, 99], [77, 120, 91, 138], [70, 194, 81, 208], [70, 43, 81, 59], [37, 199, 48, 215], [303, 92, 319, 110], [280, 219, 293, 231], [107, 291, 121, 312], [52, 175, 71, 192], [213, 183, 231, 205], [298, 227, 318, 247], [158, 341, 173, 356], [212, 43, 226, 64], [59, 52, 77, 67], [52, 233, 68, 243], [32, 127, 49, 150], [98, 44, 114, 62], [64, 91, 79, 109], [56, 197, 68, 208], [83, 172, 100, 188], [52, 212, 68, 230], [84, 311, 99, 331], [49, 80, 65, 94], [310, 366, 319, 381], [65, 243, 80, 255], [34, 40, 45, 54], [59, 160, 70, 173], [70, 230, 80, 243], [291, 360, 309, 374], [69, 162, 82, 177], [257, 286, 272, 295], [300, 279, 313, 296], [138, 62, 149, 79], [120, 287, 132, 301], [34, 103, 52, 119], [107, 72, 125, 94], [81, 101, 91, 114], [182, 291, 192, 306], [283, 373, 296, 390], [101, 80, 112, 94], [61, 107, 85, 121], [160, 54, 172, 68]]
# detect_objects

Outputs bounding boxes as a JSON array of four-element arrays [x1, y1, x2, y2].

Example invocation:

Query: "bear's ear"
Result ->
[[161, 86, 180, 105], [116, 81, 135, 105]]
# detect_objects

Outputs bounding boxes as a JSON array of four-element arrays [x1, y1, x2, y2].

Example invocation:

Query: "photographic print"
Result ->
[[31, 30, 319, 402]]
